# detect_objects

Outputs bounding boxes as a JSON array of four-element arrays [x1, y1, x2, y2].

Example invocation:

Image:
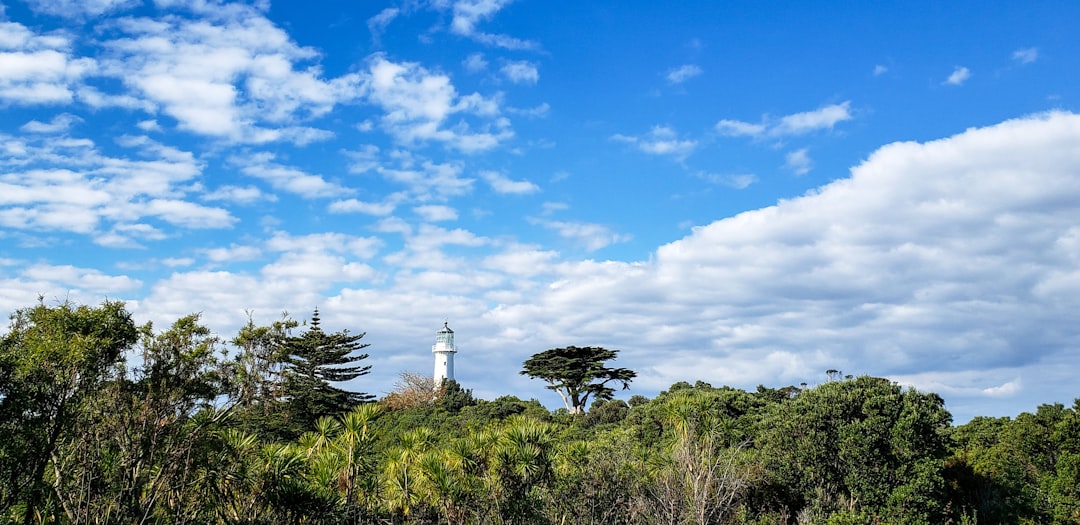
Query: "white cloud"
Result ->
[[532, 218, 630, 251], [944, 66, 971, 86], [698, 172, 757, 189], [715, 119, 767, 137], [717, 101, 852, 138], [612, 125, 697, 159], [1012, 47, 1038, 65], [501, 60, 539, 84], [424, 111, 1078, 420], [873, 64, 888, 76], [24, 0, 138, 18], [22, 263, 141, 293], [414, 204, 459, 222], [0, 22, 96, 105], [136, 119, 162, 132], [329, 198, 400, 216], [368, 156, 476, 201], [203, 244, 262, 263], [481, 171, 540, 194], [666, 64, 702, 84], [367, 7, 399, 43], [143, 198, 236, 229], [448, 0, 538, 50], [362, 55, 512, 152], [507, 102, 549, 118], [463, 53, 488, 73], [231, 152, 350, 199], [982, 378, 1022, 398], [96, 5, 362, 143], [0, 132, 233, 240], [20, 113, 81, 133], [202, 185, 276, 205], [775, 102, 852, 135], [785, 148, 812, 175]]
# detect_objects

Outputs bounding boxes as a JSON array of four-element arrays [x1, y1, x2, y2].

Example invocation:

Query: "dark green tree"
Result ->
[[756, 375, 953, 524], [280, 309, 374, 433], [520, 346, 636, 415]]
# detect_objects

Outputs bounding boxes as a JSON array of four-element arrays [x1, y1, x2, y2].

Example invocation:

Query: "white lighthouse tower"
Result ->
[[432, 322, 456, 386]]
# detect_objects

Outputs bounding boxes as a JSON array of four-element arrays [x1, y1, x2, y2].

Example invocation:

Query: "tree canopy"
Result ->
[[5, 298, 1080, 524], [520, 345, 636, 415], [0, 300, 138, 522], [279, 309, 374, 433]]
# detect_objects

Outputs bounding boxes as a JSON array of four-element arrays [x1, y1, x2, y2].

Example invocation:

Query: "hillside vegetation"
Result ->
[[1, 301, 1078, 524]]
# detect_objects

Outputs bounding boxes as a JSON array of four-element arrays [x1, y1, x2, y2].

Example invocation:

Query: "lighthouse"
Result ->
[[432, 322, 456, 386]]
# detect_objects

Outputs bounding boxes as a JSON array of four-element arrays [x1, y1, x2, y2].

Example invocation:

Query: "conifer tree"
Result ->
[[521, 346, 635, 415], [280, 309, 374, 432]]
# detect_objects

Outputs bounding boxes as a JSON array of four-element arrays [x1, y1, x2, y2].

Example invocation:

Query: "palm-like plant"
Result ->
[[336, 404, 383, 516], [383, 427, 436, 519], [492, 416, 556, 524]]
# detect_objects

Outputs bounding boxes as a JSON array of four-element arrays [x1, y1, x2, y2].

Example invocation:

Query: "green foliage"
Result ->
[[0, 299, 138, 521], [279, 309, 374, 434], [5, 299, 1080, 525], [756, 375, 952, 524], [521, 345, 636, 415], [225, 313, 296, 438]]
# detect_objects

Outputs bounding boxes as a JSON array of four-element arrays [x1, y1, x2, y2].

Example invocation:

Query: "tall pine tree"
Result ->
[[280, 308, 374, 433]]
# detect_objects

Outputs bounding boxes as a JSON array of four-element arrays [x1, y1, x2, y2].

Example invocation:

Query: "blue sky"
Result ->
[[1, 0, 1078, 422]]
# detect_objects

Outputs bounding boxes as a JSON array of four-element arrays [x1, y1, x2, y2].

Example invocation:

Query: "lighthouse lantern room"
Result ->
[[432, 322, 456, 386]]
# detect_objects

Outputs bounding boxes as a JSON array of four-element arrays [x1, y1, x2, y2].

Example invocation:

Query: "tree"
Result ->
[[279, 309, 374, 433], [520, 346, 636, 415], [50, 314, 229, 524], [0, 299, 138, 523], [226, 313, 297, 438], [756, 376, 952, 524], [383, 371, 438, 410]]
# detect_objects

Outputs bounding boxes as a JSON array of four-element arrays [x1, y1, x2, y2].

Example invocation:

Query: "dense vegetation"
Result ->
[[1, 300, 1079, 524]]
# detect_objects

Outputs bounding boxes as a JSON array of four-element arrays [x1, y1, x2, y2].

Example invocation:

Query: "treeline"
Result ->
[[1, 300, 1079, 524]]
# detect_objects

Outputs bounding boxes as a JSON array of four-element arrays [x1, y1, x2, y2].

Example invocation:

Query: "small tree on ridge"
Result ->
[[520, 345, 635, 415]]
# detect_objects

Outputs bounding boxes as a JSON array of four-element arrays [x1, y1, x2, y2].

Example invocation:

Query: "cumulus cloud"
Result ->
[[231, 152, 350, 199], [362, 55, 512, 152], [501, 60, 539, 84], [488, 111, 1080, 420], [329, 197, 401, 216], [202, 185, 277, 205], [363, 155, 476, 201], [481, 171, 540, 194], [20, 113, 81, 133], [531, 218, 631, 251], [666, 64, 702, 84], [24, 0, 138, 18], [785, 148, 812, 175], [717, 101, 853, 138], [0, 131, 233, 241], [612, 125, 697, 159], [715, 119, 767, 137], [96, 5, 362, 143], [448, 0, 538, 50], [0, 21, 96, 105], [414, 204, 459, 222], [873, 64, 888, 76], [463, 53, 488, 73], [944, 66, 971, 86]]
